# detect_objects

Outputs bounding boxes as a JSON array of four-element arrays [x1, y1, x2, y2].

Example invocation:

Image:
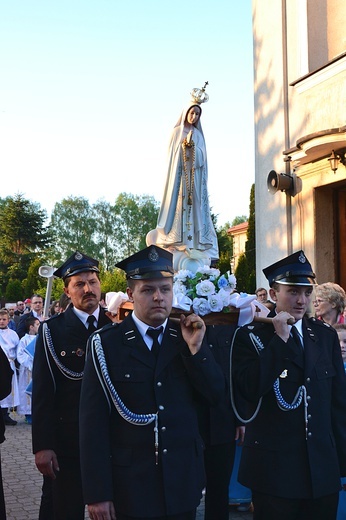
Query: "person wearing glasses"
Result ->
[[313, 282, 346, 327]]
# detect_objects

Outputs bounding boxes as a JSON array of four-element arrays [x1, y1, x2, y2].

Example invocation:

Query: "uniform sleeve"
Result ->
[[32, 326, 57, 453], [16, 314, 28, 339], [330, 331, 346, 475], [0, 347, 13, 400]]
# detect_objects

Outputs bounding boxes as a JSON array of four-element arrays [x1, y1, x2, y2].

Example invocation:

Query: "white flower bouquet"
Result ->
[[172, 266, 238, 316]]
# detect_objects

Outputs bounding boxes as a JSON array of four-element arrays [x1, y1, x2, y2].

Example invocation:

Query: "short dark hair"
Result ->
[[127, 278, 136, 291], [25, 316, 40, 333], [31, 294, 44, 302]]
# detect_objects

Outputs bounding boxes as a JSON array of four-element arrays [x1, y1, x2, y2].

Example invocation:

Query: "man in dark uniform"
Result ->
[[231, 250, 346, 520], [32, 251, 112, 520], [200, 325, 245, 520], [79, 245, 225, 520]]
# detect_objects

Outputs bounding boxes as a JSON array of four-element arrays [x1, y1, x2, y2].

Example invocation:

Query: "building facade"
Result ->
[[253, 0, 346, 288], [227, 221, 249, 271]]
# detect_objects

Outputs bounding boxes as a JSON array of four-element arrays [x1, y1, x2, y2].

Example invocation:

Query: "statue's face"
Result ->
[[186, 106, 201, 125]]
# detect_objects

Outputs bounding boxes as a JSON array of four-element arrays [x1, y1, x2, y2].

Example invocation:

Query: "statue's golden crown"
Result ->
[[190, 81, 209, 104]]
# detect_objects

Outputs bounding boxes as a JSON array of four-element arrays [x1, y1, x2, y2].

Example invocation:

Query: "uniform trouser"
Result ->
[[203, 441, 236, 520], [51, 456, 85, 520], [38, 476, 53, 520], [252, 490, 339, 520], [0, 450, 6, 520]]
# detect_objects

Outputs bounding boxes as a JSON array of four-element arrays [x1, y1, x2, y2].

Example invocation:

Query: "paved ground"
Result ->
[[2, 414, 253, 519]]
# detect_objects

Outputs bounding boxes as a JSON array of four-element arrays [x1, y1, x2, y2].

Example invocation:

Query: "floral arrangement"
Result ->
[[172, 266, 238, 316]]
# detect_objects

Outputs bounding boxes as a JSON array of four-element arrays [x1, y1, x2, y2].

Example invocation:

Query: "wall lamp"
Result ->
[[328, 149, 346, 173]]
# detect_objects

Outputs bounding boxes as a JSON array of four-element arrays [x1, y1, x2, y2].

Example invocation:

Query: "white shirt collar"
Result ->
[[132, 311, 167, 346], [73, 306, 100, 328]]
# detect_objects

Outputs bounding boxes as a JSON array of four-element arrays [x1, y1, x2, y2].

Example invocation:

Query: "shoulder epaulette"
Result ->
[[97, 322, 120, 334], [309, 316, 335, 330]]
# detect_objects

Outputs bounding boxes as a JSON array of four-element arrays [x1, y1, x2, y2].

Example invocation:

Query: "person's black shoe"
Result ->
[[4, 415, 17, 426]]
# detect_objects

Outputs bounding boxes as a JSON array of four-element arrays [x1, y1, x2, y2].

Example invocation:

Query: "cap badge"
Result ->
[[148, 247, 159, 263], [298, 252, 306, 264], [74, 252, 83, 261]]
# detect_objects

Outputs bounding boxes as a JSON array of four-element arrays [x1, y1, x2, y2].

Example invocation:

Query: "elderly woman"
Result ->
[[314, 282, 346, 326]]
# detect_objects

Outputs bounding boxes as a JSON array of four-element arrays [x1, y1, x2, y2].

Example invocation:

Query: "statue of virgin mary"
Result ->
[[146, 84, 219, 272]]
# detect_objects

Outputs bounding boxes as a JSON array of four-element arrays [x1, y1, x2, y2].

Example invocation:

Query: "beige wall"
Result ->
[[228, 223, 248, 271], [253, 0, 346, 287]]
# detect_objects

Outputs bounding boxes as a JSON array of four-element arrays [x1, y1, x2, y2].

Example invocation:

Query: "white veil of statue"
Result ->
[[146, 84, 219, 271]]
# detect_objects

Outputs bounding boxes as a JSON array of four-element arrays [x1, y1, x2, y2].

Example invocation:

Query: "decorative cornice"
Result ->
[[283, 126, 346, 166]]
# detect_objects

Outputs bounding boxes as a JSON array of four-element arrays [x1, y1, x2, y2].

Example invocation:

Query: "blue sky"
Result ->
[[0, 1, 254, 227]]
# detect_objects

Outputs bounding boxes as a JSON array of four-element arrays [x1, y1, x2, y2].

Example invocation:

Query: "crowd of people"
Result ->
[[0, 248, 345, 519], [0, 294, 68, 427]]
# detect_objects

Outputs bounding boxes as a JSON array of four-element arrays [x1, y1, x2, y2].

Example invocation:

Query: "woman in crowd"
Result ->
[[48, 300, 60, 317], [313, 282, 346, 326]]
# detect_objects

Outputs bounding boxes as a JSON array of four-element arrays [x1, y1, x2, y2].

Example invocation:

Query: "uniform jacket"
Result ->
[[79, 316, 225, 517], [231, 315, 346, 499], [0, 347, 13, 443], [32, 305, 111, 457], [197, 324, 238, 446]]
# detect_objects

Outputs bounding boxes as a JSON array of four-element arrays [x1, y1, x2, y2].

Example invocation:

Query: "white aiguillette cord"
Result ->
[[91, 333, 160, 464]]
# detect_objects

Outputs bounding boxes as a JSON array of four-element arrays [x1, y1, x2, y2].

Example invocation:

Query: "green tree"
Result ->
[[113, 193, 159, 259], [234, 184, 256, 293], [231, 215, 247, 226], [92, 199, 117, 270], [50, 196, 98, 265], [22, 257, 47, 299], [234, 253, 249, 293], [5, 279, 23, 302], [50, 278, 65, 302], [100, 269, 127, 294], [0, 194, 51, 294], [245, 184, 256, 292], [216, 222, 233, 273], [136, 195, 160, 251]]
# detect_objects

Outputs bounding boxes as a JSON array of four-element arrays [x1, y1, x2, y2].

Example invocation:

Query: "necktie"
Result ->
[[147, 326, 163, 358], [291, 325, 303, 349], [87, 315, 97, 334]]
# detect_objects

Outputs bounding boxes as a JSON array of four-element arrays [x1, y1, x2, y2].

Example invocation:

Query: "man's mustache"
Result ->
[[82, 292, 96, 299]]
